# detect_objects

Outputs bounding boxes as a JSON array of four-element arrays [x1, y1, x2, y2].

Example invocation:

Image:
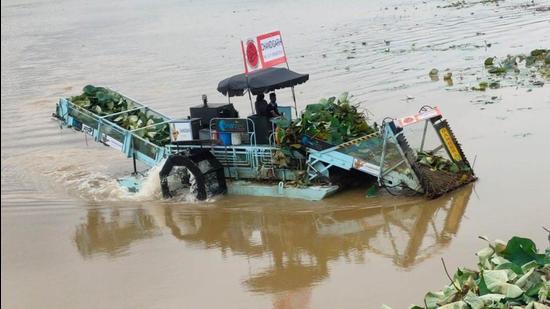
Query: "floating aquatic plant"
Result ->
[[384, 235, 550, 309]]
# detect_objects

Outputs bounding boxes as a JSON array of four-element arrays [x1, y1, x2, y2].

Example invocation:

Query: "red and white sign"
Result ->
[[257, 31, 286, 68], [396, 107, 442, 127], [241, 31, 287, 73]]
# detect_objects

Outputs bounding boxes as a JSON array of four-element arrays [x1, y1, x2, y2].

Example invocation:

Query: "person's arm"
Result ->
[[267, 104, 278, 117], [273, 103, 281, 116]]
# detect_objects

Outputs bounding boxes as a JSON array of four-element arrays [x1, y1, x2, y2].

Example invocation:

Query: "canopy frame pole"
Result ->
[[280, 35, 299, 118], [284, 62, 299, 118], [246, 75, 254, 115], [290, 86, 298, 118]]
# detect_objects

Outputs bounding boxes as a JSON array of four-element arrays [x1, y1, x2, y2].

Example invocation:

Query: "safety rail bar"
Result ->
[[165, 144, 282, 169]]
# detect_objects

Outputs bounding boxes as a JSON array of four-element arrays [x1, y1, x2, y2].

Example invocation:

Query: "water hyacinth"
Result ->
[[69, 85, 170, 146], [271, 93, 376, 162], [484, 49, 549, 80], [299, 92, 375, 145], [384, 236, 550, 309], [416, 151, 469, 173]]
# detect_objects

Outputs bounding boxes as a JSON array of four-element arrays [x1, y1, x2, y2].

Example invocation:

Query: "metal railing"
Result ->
[[58, 91, 170, 167]]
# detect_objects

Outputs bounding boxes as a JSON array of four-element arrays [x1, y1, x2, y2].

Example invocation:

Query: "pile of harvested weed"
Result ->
[[413, 163, 476, 198], [385, 235, 550, 309]]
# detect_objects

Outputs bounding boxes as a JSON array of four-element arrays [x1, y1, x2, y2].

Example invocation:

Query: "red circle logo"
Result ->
[[246, 40, 259, 68]]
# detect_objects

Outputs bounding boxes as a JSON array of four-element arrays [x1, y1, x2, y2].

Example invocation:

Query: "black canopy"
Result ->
[[217, 67, 309, 97]]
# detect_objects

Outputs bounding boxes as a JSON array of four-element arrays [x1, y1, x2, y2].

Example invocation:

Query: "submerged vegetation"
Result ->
[[385, 235, 550, 309], [69, 85, 170, 146]]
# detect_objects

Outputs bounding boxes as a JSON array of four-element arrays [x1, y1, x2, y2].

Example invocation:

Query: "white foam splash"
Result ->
[[131, 160, 220, 204], [44, 166, 131, 201], [6, 148, 222, 203], [131, 162, 164, 200]]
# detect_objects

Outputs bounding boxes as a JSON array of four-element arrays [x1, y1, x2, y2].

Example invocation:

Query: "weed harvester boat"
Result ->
[[52, 67, 476, 201]]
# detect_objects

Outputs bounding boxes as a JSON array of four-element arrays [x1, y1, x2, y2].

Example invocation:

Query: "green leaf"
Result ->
[[488, 66, 507, 75], [106, 101, 114, 111], [454, 268, 478, 286], [128, 115, 139, 125], [501, 237, 550, 267], [525, 282, 544, 297], [477, 246, 495, 269], [338, 92, 349, 103], [427, 285, 459, 308], [449, 162, 459, 173], [425, 291, 446, 308], [306, 103, 324, 113], [273, 117, 291, 129], [135, 130, 146, 138], [538, 280, 550, 302], [483, 270, 523, 298], [495, 262, 524, 275], [438, 301, 468, 309], [478, 271, 492, 296], [521, 261, 540, 274], [477, 294, 506, 307], [525, 302, 550, 309], [516, 267, 541, 290], [83, 85, 96, 96], [96, 91, 109, 104], [463, 292, 485, 309], [92, 105, 102, 114]]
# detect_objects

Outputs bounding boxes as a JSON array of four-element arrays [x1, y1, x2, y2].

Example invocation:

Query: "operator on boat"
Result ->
[[267, 92, 281, 118], [254, 93, 269, 117]]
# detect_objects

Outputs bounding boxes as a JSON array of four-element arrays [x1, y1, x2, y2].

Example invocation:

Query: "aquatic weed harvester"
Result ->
[[52, 32, 476, 201], [52, 82, 475, 200]]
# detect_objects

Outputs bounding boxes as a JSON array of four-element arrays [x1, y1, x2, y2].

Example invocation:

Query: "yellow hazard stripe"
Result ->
[[336, 132, 380, 149], [439, 127, 462, 162]]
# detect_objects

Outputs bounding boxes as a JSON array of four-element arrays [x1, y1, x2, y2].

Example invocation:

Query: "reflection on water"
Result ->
[[74, 185, 472, 294], [75, 208, 160, 258]]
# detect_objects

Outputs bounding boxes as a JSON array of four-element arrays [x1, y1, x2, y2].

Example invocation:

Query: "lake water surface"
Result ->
[[2, 0, 550, 308]]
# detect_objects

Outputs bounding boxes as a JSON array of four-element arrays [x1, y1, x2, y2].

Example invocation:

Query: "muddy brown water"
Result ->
[[2, 0, 550, 308]]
